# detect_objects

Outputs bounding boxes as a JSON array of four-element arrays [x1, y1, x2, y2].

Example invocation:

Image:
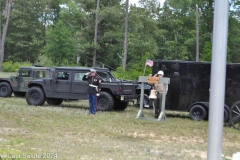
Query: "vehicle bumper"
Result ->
[[117, 94, 137, 102]]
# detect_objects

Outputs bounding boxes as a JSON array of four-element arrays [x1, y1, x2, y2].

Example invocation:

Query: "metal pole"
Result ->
[[158, 83, 166, 120], [158, 77, 170, 121], [207, 0, 229, 159], [137, 76, 146, 118]]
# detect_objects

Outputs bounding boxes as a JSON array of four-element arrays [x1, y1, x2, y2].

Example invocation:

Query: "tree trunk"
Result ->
[[174, 30, 178, 58], [196, 4, 199, 62], [93, 0, 100, 67], [123, 0, 129, 70], [0, 0, 12, 71]]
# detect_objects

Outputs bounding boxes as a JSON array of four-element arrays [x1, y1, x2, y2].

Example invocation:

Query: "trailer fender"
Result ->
[[188, 102, 209, 112]]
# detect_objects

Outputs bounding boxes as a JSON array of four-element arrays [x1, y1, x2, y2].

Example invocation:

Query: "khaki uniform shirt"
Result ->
[[155, 83, 168, 94], [153, 74, 168, 94]]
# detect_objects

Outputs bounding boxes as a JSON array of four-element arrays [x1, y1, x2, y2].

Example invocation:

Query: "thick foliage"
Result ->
[[1, 0, 240, 72], [2, 61, 32, 72]]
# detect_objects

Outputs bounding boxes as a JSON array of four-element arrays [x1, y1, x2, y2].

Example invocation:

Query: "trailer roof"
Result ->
[[153, 59, 240, 65]]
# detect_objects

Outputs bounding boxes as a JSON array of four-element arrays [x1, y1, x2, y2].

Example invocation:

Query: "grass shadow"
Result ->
[[44, 104, 89, 110], [165, 112, 191, 120]]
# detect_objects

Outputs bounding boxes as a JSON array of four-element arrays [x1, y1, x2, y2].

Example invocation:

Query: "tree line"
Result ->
[[0, 0, 240, 79]]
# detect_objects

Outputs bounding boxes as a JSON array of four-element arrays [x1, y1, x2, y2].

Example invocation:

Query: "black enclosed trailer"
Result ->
[[147, 60, 240, 123]]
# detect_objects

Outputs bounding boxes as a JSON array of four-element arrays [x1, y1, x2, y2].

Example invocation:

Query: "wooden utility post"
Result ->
[[196, 4, 199, 62], [123, 0, 129, 70], [0, 0, 12, 71], [93, 0, 100, 67]]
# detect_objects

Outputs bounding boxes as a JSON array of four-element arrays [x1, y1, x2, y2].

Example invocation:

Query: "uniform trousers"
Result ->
[[88, 94, 97, 114], [154, 92, 162, 118]]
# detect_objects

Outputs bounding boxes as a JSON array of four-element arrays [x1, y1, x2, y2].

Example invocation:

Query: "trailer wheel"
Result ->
[[137, 96, 150, 109], [189, 105, 207, 121], [230, 101, 240, 130], [26, 87, 45, 106], [46, 98, 63, 105], [97, 91, 114, 111], [0, 82, 12, 97], [224, 108, 229, 123], [13, 91, 26, 97]]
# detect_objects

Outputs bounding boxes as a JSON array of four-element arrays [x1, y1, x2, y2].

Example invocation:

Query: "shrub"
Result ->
[[2, 61, 13, 72], [12, 62, 21, 72], [2, 61, 32, 72]]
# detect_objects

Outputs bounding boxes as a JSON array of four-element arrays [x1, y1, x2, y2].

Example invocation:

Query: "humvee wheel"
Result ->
[[230, 101, 240, 130], [13, 91, 26, 97], [46, 98, 63, 105], [0, 82, 12, 97], [97, 91, 114, 111], [26, 87, 45, 106], [189, 105, 207, 121]]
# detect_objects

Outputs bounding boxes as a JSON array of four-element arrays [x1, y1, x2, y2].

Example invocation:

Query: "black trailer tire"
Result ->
[[230, 101, 240, 130], [224, 108, 229, 123], [46, 98, 63, 105], [0, 82, 12, 97], [114, 100, 128, 111], [13, 91, 26, 97], [189, 105, 207, 121], [137, 96, 150, 109], [26, 87, 45, 106], [97, 91, 114, 111]]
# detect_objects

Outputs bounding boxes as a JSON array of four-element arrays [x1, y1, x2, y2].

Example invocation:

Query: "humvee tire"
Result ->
[[98, 91, 114, 111], [46, 98, 63, 105], [26, 86, 45, 106], [13, 91, 26, 97], [0, 82, 12, 97]]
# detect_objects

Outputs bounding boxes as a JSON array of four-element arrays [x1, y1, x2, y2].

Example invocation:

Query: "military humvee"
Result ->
[[0, 66, 52, 97], [25, 66, 137, 111]]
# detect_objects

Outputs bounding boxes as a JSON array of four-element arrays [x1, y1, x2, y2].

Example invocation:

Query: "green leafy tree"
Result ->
[[201, 41, 231, 62], [158, 0, 196, 60], [127, 3, 160, 70], [5, 0, 46, 63], [70, 0, 124, 68], [200, 41, 212, 62], [42, 20, 77, 65], [228, 16, 240, 63], [112, 52, 152, 80]]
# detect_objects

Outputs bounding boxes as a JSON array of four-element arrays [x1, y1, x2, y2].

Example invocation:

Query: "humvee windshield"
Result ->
[[97, 71, 116, 82]]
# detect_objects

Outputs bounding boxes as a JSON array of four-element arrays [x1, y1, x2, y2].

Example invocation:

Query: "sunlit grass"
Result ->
[[0, 71, 16, 77], [0, 96, 239, 159]]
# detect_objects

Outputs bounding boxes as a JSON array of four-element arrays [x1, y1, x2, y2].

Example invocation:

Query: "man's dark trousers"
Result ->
[[88, 94, 97, 114]]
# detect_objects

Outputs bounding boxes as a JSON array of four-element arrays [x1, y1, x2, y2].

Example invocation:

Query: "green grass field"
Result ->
[[0, 71, 239, 159], [0, 96, 239, 160]]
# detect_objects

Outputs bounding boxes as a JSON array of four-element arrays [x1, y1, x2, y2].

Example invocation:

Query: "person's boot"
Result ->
[[154, 112, 159, 119]]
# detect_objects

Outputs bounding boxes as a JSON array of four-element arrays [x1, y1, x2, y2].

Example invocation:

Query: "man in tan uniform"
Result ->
[[153, 70, 168, 118]]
